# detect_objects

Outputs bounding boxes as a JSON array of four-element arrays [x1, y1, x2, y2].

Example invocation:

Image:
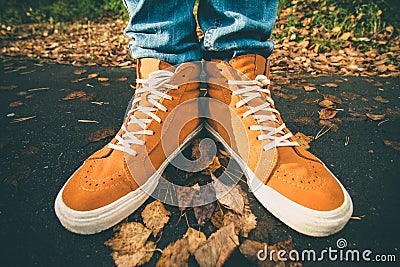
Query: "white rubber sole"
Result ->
[[54, 125, 203, 235], [205, 123, 353, 237]]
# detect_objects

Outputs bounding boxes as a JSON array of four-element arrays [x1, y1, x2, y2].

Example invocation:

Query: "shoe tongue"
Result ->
[[125, 58, 174, 134], [228, 54, 267, 80], [138, 58, 173, 79], [228, 55, 275, 128]]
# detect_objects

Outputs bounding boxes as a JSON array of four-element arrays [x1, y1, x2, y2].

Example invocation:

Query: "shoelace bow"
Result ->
[[228, 74, 299, 151], [109, 70, 177, 156]]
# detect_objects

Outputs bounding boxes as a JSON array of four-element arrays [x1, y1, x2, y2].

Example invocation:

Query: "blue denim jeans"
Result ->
[[123, 0, 278, 65]]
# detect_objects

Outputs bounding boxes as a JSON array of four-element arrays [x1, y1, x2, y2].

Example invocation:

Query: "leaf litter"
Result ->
[[105, 141, 301, 266]]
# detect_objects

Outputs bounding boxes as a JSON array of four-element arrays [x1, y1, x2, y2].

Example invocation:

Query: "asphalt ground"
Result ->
[[0, 58, 399, 266]]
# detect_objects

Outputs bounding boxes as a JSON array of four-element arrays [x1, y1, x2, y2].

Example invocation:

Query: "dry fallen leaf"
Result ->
[[341, 92, 360, 100], [117, 77, 128, 82], [194, 201, 216, 225], [156, 238, 190, 267], [323, 94, 342, 104], [0, 85, 17, 90], [184, 227, 207, 254], [303, 85, 316, 91], [383, 140, 400, 151], [98, 77, 110, 82], [212, 174, 244, 215], [88, 73, 99, 79], [294, 132, 311, 150], [211, 206, 225, 229], [105, 222, 152, 254], [366, 113, 386, 121], [293, 117, 314, 125], [273, 91, 298, 100], [88, 127, 115, 142], [373, 95, 389, 103], [72, 69, 87, 75], [318, 99, 335, 108], [322, 83, 338, 88], [62, 90, 88, 100], [111, 241, 156, 267], [348, 111, 367, 120], [386, 108, 400, 117], [202, 156, 222, 174], [301, 98, 320, 104], [9, 101, 24, 107], [194, 223, 239, 267], [141, 200, 171, 237], [223, 206, 257, 238], [319, 108, 339, 119]]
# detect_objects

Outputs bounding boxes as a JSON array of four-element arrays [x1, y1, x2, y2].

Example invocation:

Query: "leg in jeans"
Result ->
[[201, 0, 353, 237], [197, 0, 278, 61], [123, 0, 201, 65]]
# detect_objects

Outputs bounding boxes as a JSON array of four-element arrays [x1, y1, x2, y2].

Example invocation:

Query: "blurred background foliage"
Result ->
[[0, 0, 398, 52]]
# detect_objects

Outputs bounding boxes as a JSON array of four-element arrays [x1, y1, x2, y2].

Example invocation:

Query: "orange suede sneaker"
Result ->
[[55, 58, 202, 234], [205, 54, 353, 237]]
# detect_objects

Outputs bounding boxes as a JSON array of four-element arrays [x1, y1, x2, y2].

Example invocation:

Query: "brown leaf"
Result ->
[[340, 92, 360, 100], [87, 73, 99, 79], [294, 132, 311, 150], [318, 99, 335, 108], [72, 69, 87, 75], [273, 92, 298, 100], [0, 85, 17, 90], [322, 83, 338, 88], [105, 222, 152, 254], [111, 241, 156, 267], [212, 174, 244, 215], [386, 108, 400, 117], [156, 238, 190, 267], [223, 206, 257, 238], [88, 127, 115, 142], [319, 108, 338, 119], [184, 227, 207, 254], [366, 113, 386, 121], [211, 206, 225, 229], [373, 95, 389, 103], [348, 111, 367, 120], [117, 77, 128, 82], [303, 85, 316, 91], [62, 91, 87, 100], [9, 101, 24, 107], [194, 223, 239, 267], [98, 77, 109, 82], [383, 140, 400, 151], [238, 239, 266, 264], [323, 94, 342, 104], [194, 202, 216, 225], [301, 98, 320, 104], [319, 120, 339, 132], [141, 200, 171, 237], [293, 117, 314, 125]]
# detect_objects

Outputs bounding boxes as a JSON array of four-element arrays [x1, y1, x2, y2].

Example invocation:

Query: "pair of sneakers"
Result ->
[[54, 54, 353, 237]]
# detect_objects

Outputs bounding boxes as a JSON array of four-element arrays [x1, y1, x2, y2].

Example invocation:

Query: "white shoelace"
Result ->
[[228, 75, 299, 151], [108, 70, 177, 156]]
